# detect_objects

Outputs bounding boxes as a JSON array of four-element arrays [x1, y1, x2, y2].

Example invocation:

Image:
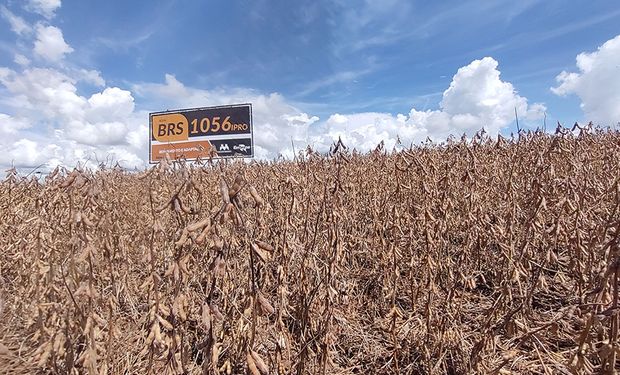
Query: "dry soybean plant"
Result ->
[[1, 127, 620, 374]]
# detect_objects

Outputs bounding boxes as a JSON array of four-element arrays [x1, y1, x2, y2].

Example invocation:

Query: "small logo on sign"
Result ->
[[234, 144, 251, 152], [219, 143, 230, 151]]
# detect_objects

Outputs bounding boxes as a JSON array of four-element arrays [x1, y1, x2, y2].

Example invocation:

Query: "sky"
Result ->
[[0, 0, 619, 171]]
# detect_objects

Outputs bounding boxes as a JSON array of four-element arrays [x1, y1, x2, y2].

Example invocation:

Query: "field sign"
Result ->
[[149, 103, 253, 163]]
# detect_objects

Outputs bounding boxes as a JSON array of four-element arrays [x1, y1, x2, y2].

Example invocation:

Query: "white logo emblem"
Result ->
[[219, 143, 230, 151], [233, 144, 251, 152]]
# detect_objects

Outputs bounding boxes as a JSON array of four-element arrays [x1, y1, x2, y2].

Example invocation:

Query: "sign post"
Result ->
[[149, 103, 253, 163]]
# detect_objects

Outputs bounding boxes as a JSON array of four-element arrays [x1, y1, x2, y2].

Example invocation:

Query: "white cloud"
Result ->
[[312, 57, 545, 151], [0, 136, 145, 171], [552, 34, 620, 126], [0, 17, 148, 171], [136, 58, 542, 159], [87, 87, 135, 122], [0, 113, 31, 135], [0, 68, 9, 81], [34, 24, 73, 62], [132, 58, 543, 160], [310, 112, 410, 152], [299, 67, 374, 96], [14, 54, 30, 67], [0, 66, 145, 170], [436, 56, 544, 133], [282, 113, 319, 126], [0, 10, 544, 172], [77, 69, 105, 87], [125, 118, 149, 151], [132, 74, 190, 99], [133, 76, 320, 159], [25, 0, 61, 19], [63, 121, 128, 146], [0, 138, 56, 168], [0, 6, 32, 35], [0, 125, 146, 171], [0, 54, 542, 171], [0, 67, 86, 120]]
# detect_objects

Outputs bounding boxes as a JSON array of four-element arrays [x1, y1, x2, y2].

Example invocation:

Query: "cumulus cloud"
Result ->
[[63, 121, 128, 146], [0, 113, 31, 135], [77, 69, 105, 87], [1, 6, 32, 35], [0, 135, 146, 170], [0, 138, 60, 168], [0, 67, 86, 120], [0, 11, 147, 171], [133, 74, 321, 159], [25, 0, 61, 19], [312, 57, 546, 151], [0, 8, 545, 172], [0, 54, 543, 171], [552, 34, 620, 126], [34, 24, 73, 62], [0, 123, 147, 171], [14, 54, 30, 67], [0, 66, 145, 170], [441, 57, 543, 128], [87, 87, 135, 122], [309, 112, 411, 152], [136, 58, 543, 159]]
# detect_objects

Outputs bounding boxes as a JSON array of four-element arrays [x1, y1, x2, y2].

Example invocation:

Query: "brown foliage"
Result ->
[[2, 128, 620, 374]]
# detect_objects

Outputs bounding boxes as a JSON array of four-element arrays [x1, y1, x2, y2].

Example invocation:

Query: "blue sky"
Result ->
[[0, 0, 619, 169], [56, 0, 618, 118]]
